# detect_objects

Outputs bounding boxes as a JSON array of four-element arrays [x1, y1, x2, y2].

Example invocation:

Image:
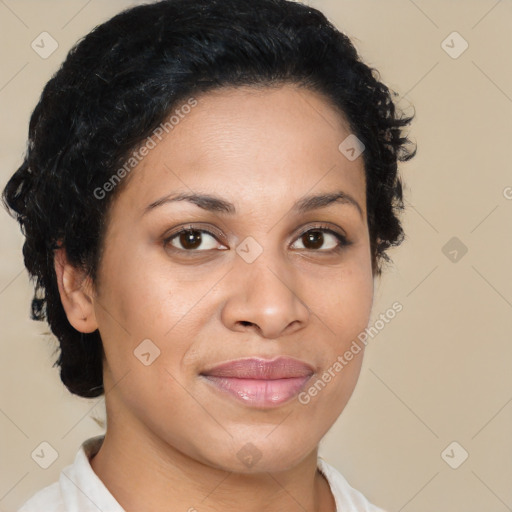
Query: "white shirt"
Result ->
[[18, 435, 387, 512]]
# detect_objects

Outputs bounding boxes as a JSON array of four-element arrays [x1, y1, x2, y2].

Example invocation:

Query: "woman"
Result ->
[[3, 0, 415, 510]]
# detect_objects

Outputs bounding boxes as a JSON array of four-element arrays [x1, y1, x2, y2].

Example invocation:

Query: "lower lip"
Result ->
[[201, 375, 312, 408]]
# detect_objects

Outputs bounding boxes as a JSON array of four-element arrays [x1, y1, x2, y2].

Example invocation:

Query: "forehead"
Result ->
[[113, 84, 366, 219]]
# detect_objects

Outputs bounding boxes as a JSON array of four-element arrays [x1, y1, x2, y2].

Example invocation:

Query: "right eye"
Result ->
[[163, 227, 228, 253]]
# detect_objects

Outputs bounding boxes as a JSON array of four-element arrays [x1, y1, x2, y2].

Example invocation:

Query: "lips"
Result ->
[[200, 356, 314, 408], [201, 356, 314, 379]]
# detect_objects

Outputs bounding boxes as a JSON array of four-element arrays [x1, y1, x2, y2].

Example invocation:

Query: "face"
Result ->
[[91, 85, 374, 473]]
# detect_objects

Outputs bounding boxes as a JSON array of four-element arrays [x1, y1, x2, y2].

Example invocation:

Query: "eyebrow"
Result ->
[[143, 190, 363, 218]]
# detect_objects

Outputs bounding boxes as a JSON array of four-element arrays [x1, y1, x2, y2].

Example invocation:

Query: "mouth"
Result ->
[[199, 356, 314, 408]]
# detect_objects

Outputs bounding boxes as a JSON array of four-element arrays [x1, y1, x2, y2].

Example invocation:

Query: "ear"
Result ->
[[54, 246, 99, 333]]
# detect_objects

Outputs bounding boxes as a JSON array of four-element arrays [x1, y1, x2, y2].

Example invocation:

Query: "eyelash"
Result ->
[[162, 223, 350, 255]]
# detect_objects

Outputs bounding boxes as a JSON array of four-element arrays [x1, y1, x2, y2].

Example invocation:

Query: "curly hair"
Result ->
[[2, 0, 416, 398]]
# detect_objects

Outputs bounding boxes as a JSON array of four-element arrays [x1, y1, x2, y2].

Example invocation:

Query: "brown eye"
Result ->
[[164, 228, 227, 252], [301, 230, 324, 250], [177, 230, 202, 250], [291, 227, 348, 252]]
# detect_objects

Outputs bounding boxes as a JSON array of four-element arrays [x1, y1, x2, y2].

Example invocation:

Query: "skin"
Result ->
[[54, 84, 375, 512]]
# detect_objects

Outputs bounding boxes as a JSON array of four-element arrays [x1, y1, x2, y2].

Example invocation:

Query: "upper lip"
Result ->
[[200, 356, 315, 380]]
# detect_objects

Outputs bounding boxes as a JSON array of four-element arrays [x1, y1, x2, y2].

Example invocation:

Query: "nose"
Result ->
[[220, 251, 310, 339]]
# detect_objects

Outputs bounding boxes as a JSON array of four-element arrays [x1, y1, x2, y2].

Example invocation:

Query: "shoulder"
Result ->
[[16, 435, 119, 512], [317, 457, 388, 512], [17, 481, 64, 512]]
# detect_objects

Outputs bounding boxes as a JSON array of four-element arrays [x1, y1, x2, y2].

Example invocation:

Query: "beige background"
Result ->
[[1, 1, 511, 511]]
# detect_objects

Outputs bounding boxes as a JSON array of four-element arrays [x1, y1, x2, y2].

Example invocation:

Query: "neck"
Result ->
[[90, 417, 335, 512]]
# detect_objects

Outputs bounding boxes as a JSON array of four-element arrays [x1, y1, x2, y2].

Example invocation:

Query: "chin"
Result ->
[[203, 433, 318, 474]]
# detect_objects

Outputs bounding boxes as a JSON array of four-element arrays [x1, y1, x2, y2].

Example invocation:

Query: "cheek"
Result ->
[[92, 247, 172, 369], [313, 256, 374, 341], [97, 242, 177, 335], [94, 249, 213, 379], [298, 261, 372, 429], [340, 268, 374, 332]]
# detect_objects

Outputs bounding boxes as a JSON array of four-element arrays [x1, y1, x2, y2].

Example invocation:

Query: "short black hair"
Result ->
[[2, 0, 416, 398]]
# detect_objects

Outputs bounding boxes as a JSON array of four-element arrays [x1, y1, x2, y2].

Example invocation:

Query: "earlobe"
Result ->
[[54, 246, 99, 334]]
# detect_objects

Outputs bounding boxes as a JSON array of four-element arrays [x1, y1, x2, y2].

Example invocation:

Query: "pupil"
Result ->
[[305, 231, 323, 249], [180, 230, 202, 249]]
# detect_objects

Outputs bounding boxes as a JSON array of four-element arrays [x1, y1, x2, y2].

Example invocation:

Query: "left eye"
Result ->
[[290, 228, 347, 251]]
